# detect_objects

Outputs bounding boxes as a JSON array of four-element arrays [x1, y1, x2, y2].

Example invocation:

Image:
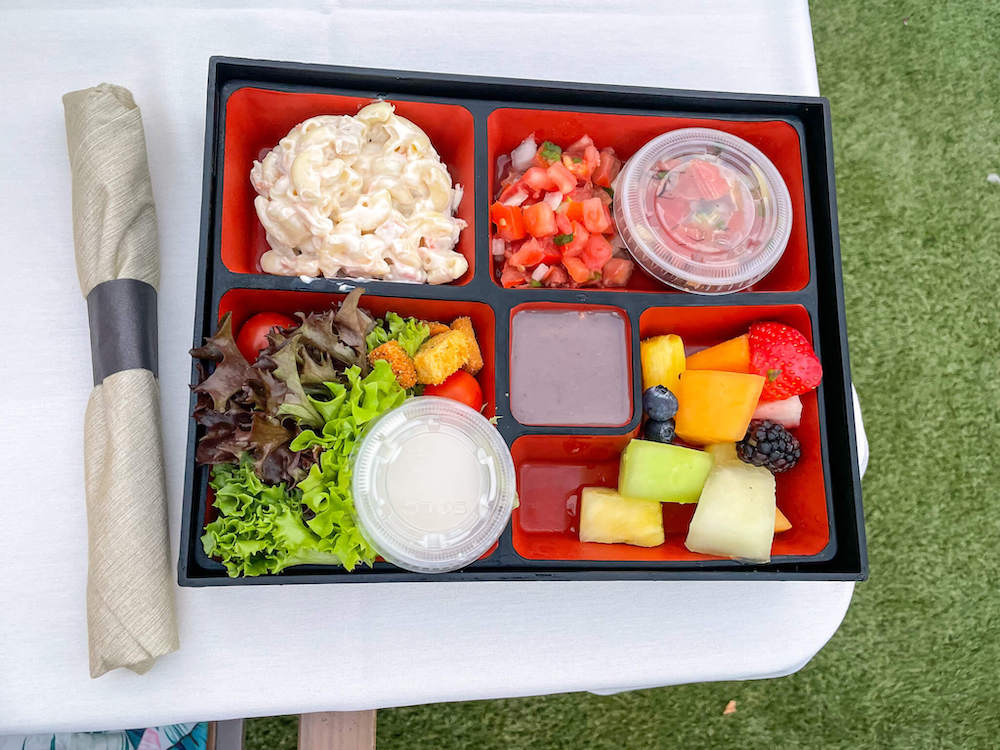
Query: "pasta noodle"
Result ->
[[250, 101, 467, 284]]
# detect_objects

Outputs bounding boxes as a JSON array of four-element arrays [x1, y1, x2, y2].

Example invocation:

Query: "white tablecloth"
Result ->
[[0, 0, 867, 734]]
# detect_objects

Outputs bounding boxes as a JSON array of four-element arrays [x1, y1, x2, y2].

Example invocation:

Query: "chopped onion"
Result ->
[[495, 154, 512, 184], [532, 263, 550, 281], [510, 134, 537, 172], [451, 183, 464, 213], [542, 191, 563, 210], [492, 238, 507, 257], [610, 233, 630, 257], [501, 189, 528, 206]]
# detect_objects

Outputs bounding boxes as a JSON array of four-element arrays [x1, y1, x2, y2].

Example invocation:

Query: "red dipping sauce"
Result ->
[[510, 308, 631, 426]]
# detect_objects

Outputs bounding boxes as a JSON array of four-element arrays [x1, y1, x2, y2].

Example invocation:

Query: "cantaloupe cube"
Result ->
[[674, 370, 765, 445], [618, 439, 713, 504], [640, 334, 686, 391], [579, 487, 665, 547], [774, 507, 792, 533], [686, 335, 750, 373]]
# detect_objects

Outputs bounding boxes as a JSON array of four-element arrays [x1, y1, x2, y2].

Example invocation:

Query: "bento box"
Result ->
[[178, 56, 867, 585]]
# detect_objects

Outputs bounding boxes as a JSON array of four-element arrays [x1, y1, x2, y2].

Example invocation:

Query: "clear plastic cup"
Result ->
[[351, 396, 516, 574], [613, 127, 792, 294]]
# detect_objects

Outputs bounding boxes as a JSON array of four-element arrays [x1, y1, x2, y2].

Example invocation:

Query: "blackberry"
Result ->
[[737, 420, 801, 473]]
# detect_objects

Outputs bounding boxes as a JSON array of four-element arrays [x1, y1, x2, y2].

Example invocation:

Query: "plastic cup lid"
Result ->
[[351, 396, 516, 574], [613, 127, 792, 294]]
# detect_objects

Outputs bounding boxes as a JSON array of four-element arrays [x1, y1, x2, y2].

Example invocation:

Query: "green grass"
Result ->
[[246, 2, 1000, 747]]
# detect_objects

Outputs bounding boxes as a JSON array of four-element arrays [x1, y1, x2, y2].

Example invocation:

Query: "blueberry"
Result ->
[[642, 385, 678, 421], [643, 418, 675, 443]]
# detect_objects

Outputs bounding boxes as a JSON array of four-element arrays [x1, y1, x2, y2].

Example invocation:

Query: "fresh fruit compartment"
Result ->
[[220, 87, 476, 283], [507, 302, 635, 429], [216, 287, 496, 416], [639, 303, 831, 559], [487, 106, 811, 293]]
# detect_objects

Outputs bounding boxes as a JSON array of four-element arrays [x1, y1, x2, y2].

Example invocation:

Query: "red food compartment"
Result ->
[[508, 301, 634, 429], [487, 107, 810, 293], [221, 87, 476, 283], [216, 288, 496, 417], [511, 303, 830, 562]]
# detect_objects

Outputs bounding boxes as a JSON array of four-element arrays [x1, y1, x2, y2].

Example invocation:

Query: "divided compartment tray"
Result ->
[[179, 57, 867, 585]]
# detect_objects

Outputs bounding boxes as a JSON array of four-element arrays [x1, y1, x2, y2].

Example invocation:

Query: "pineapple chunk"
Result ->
[[579, 487, 664, 547], [685, 461, 776, 562], [640, 334, 686, 391]]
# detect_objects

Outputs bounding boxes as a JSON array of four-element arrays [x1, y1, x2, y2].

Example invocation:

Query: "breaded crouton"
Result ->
[[414, 330, 468, 385], [368, 340, 417, 389], [423, 320, 451, 337], [450, 316, 483, 375]]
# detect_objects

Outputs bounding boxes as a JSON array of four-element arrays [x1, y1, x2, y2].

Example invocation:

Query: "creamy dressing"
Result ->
[[384, 431, 482, 533]]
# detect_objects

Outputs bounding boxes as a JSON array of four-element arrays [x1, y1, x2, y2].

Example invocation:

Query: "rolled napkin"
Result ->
[[64, 83, 179, 677]]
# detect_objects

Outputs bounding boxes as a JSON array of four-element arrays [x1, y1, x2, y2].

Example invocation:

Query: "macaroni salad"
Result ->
[[251, 101, 467, 283]]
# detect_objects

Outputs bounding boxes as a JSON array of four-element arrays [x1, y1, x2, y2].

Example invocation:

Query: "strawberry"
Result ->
[[748, 322, 823, 401]]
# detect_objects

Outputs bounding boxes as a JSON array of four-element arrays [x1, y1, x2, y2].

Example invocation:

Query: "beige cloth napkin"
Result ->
[[64, 83, 179, 677]]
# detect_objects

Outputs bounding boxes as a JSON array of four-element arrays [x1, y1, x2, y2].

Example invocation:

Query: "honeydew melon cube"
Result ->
[[685, 460, 776, 562], [617, 439, 713, 504]]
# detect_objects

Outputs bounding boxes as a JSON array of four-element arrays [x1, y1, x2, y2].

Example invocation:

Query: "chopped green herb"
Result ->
[[539, 141, 562, 162], [571, 156, 583, 164], [553, 233, 574, 246], [529, 279, 543, 287], [602, 186, 614, 198], [654, 170, 668, 179]]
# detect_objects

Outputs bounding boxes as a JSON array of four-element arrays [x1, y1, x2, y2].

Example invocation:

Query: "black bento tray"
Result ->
[[178, 56, 867, 586]]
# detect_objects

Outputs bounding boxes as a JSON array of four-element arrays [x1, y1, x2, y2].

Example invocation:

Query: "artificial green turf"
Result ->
[[245, 2, 1000, 747]]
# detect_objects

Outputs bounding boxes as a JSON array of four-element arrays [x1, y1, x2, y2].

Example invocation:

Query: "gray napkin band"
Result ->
[[86, 278, 158, 385]]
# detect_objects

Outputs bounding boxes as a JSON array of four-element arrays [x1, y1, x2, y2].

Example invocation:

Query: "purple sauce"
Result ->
[[510, 309, 631, 426]]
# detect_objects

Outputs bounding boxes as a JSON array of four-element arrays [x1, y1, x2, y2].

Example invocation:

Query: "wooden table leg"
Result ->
[[298, 710, 377, 750]]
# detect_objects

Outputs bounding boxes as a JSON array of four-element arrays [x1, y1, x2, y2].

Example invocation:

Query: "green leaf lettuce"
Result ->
[[365, 312, 430, 357], [202, 360, 407, 577]]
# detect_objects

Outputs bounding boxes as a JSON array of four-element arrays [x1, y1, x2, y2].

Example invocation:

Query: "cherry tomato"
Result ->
[[236, 312, 297, 362], [423, 370, 484, 410]]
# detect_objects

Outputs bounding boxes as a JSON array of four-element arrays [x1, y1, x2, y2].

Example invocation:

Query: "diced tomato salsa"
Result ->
[[492, 135, 632, 289]]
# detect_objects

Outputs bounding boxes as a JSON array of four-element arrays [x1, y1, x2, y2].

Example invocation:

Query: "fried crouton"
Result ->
[[368, 340, 417, 389], [450, 316, 483, 375], [414, 330, 468, 385], [423, 320, 451, 337]]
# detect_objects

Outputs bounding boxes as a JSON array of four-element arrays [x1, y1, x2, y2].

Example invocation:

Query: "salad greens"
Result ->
[[364, 312, 430, 357], [192, 289, 420, 577], [200, 361, 405, 576], [202, 456, 364, 576], [190, 288, 377, 483]]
